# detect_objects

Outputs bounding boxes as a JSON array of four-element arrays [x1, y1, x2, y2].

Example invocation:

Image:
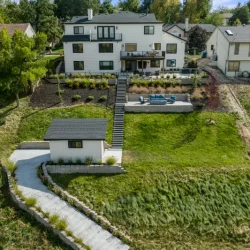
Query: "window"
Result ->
[[73, 44, 83, 53], [138, 61, 147, 69], [74, 26, 84, 34], [211, 45, 214, 51], [74, 61, 84, 70], [144, 26, 154, 34], [167, 59, 176, 67], [99, 43, 113, 53], [228, 61, 240, 71], [99, 61, 113, 70], [125, 43, 137, 52], [154, 43, 161, 50], [234, 43, 240, 55], [166, 44, 177, 54], [97, 26, 115, 39], [171, 29, 179, 37], [150, 60, 160, 68], [68, 140, 83, 148]]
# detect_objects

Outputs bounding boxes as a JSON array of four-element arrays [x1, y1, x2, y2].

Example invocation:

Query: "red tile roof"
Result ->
[[0, 23, 30, 36]]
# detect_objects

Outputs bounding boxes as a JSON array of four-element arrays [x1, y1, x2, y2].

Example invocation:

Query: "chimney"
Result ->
[[185, 18, 189, 32], [88, 9, 93, 20]]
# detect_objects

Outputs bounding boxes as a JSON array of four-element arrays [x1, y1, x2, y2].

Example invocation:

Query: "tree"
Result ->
[[188, 26, 208, 51], [99, 0, 115, 13], [19, 0, 36, 24], [0, 28, 48, 107], [202, 12, 224, 26], [229, 6, 250, 25], [118, 0, 140, 12], [150, 0, 181, 23], [248, 0, 250, 9], [233, 18, 242, 25], [140, 0, 153, 12], [2, 1, 21, 23]]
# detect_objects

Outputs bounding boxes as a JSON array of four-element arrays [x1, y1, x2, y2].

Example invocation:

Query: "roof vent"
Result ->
[[225, 30, 233, 36]]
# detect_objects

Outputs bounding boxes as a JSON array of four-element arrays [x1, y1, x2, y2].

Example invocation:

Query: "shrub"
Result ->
[[56, 89, 64, 95], [160, 74, 165, 79], [196, 103, 205, 109], [200, 72, 208, 78], [66, 230, 73, 237], [68, 159, 73, 164], [76, 158, 82, 164], [65, 79, 74, 88], [187, 60, 198, 68], [97, 159, 102, 165], [79, 79, 89, 88], [191, 89, 203, 101], [173, 74, 177, 79], [72, 95, 81, 101], [166, 75, 170, 79], [0, 117, 6, 125], [105, 156, 117, 165], [25, 197, 37, 207], [87, 95, 94, 101], [134, 74, 139, 79], [89, 80, 96, 89], [74, 238, 83, 245], [99, 95, 107, 102], [85, 157, 93, 165], [49, 214, 59, 224], [55, 219, 68, 231], [155, 86, 165, 94], [4, 160, 16, 175], [57, 158, 64, 164], [101, 79, 108, 88]]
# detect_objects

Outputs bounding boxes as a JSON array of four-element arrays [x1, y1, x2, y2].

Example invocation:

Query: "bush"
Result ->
[[65, 79, 74, 88], [56, 89, 64, 95], [72, 95, 81, 101], [187, 60, 198, 68], [55, 219, 68, 231], [25, 197, 37, 207], [57, 158, 64, 164], [49, 214, 59, 224], [99, 95, 107, 102], [166, 75, 170, 79], [85, 157, 93, 165], [105, 156, 117, 165], [76, 158, 82, 164], [87, 95, 94, 101], [200, 72, 208, 78], [79, 79, 89, 88], [0, 117, 6, 125]]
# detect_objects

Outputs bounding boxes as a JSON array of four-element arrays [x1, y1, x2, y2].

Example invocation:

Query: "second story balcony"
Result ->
[[120, 51, 165, 60], [91, 33, 122, 41]]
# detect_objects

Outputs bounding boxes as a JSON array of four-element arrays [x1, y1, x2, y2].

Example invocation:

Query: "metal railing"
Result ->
[[91, 33, 122, 41], [120, 51, 165, 58]]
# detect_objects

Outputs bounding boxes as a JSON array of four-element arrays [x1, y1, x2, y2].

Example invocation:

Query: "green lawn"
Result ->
[[51, 112, 250, 249]]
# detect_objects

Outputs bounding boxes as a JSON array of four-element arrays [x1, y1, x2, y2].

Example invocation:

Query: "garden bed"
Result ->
[[30, 80, 116, 108]]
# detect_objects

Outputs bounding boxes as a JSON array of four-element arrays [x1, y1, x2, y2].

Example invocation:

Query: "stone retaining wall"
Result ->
[[17, 141, 50, 149], [127, 93, 190, 102], [46, 79, 117, 85], [2, 166, 84, 250], [46, 164, 126, 174]]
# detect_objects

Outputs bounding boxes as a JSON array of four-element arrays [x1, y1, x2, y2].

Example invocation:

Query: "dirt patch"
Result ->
[[30, 80, 117, 108]]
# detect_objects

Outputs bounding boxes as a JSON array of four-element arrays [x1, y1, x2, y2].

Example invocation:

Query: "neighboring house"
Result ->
[[221, 13, 233, 26], [206, 25, 250, 76], [0, 23, 35, 37], [44, 118, 108, 162], [62, 9, 186, 74]]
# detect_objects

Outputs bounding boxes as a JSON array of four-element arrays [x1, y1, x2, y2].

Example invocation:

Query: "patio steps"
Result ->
[[111, 79, 127, 149]]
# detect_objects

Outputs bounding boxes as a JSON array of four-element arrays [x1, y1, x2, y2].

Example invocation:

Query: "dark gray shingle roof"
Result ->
[[44, 119, 107, 140], [62, 35, 90, 42], [218, 26, 250, 43], [67, 12, 163, 24], [163, 23, 216, 33]]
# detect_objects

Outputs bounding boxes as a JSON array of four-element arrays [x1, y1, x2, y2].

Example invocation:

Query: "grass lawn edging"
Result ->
[[2, 165, 87, 250], [41, 163, 132, 245]]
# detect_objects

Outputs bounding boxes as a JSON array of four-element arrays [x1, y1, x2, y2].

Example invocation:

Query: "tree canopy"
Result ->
[[118, 0, 140, 12], [203, 12, 224, 26], [229, 5, 250, 25], [188, 26, 208, 51]]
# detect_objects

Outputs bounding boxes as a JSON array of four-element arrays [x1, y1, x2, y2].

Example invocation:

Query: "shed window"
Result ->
[[234, 43, 240, 55], [68, 140, 83, 148], [228, 61, 240, 71], [166, 44, 177, 54]]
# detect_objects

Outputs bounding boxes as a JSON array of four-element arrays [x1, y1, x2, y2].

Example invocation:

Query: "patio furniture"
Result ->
[[170, 95, 176, 103], [139, 96, 148, 104], [149, 94, 167, 105], [155, 70, 160, 76], [145, 72, 151, 76]]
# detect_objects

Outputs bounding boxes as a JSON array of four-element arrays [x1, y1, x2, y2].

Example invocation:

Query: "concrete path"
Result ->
[[10, 150, 129, 250]]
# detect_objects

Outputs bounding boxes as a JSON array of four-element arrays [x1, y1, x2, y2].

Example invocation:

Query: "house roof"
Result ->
[[44, 119, 108, 141], [218, 26, 250, 43], [66, 12, 163, 24], [222, 13, 233, 19], [0, 23, 30, 37], [163, 23, 216, 33], [62, 35, 90, 42]]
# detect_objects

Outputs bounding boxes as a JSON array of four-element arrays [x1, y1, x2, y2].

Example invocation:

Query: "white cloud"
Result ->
[[212, 0, 239, 10]]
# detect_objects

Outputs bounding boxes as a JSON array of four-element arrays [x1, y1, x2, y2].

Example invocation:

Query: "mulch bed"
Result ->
[[30, 80, 116, 108]]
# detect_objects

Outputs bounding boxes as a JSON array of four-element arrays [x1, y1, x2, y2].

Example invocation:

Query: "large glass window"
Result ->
[[144, 26, 154, 34], [166, 44, 177, 54], [125, 43, 137, 52], [74, 26, 84, 34], [167, 59, 176, 67], [74, 61, 84, 70], [97, 26, 115, 39], [228, 61, 240, 71], [99, 61, 113, 70], [138, 61, 147, 69], [68, 140, 83, 148], [150, 60, 160, 68], [99, 43, 113, 53], [234, 43, 240, 55], [72, 44, 83, 53]]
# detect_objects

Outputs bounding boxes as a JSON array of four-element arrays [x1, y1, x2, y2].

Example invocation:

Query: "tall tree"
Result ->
[[229, 5, 250, 25], [19, 0, 36, 24], [99, 0, 115, 13], [140, 0, 153, 12], [0, 28, 48, 107], [188, 26, 208, 50], [118, 0, 140, 12], [150, 0, 181, 23], [202, 12, 224, 26]]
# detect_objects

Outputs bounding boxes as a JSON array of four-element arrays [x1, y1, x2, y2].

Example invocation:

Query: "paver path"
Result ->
[[10, 149, 129, 250]]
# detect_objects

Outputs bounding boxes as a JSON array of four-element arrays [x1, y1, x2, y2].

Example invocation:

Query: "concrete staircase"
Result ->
[[111, 79, 127, 149]]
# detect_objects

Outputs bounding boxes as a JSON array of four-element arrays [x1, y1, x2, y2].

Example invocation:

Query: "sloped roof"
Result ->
[[163, 23, 216, 33], [218, 25, 250, 43], [44, 119, 108, 140], [0, 23, 30, 37], [222, 13, 233, 19], [66, 12, 163, 24]]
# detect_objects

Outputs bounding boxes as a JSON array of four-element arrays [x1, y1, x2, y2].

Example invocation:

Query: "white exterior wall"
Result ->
[[64, 22, 185, 74], [49, 140, 104, 162], [25, 24, 35, 37], [206, 28, 218, 58]]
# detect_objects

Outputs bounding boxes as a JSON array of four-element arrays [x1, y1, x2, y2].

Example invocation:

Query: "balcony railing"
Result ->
[[120, 51, 165, 59], [91, 33, 122, 41]]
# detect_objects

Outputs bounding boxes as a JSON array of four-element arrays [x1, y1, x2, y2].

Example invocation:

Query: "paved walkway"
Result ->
[[10, 150, 129, 250]]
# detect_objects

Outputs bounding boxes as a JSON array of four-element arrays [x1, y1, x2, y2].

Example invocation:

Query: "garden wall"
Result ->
[[17, 141, 50, 149], [127, 93, 190, 102], [46, 79, 117, 85], [46, 164, 126, 174]]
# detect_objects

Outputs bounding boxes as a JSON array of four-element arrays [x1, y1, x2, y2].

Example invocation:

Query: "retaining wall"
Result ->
[[127, 93, 190, 102], [46, 164, 126, 174], [17, 141, 50, 149], [46, 79, 117, 85]]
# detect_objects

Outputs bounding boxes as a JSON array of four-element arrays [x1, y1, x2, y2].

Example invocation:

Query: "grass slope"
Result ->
[[51, 112, 250, 249]]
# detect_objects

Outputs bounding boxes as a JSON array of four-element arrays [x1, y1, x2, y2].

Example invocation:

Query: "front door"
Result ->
[[125, 60, 137, 72]]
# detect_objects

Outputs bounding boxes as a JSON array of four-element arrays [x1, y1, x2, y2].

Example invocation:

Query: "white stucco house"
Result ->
[[62, 9, 186, 74], [206, 25, 250, 77], [0, 23, 35, 37], [44, 118, 108, 162]]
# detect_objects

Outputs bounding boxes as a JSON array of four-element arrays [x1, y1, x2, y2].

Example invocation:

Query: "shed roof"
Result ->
[[218, 26, 250, 43], [44, 119, 107, 140], [0, 23, 31, 37], [66, 12, 163, 24]]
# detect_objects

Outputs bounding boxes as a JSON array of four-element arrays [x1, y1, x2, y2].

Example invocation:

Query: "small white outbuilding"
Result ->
[[44, 118, 107, 162]]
